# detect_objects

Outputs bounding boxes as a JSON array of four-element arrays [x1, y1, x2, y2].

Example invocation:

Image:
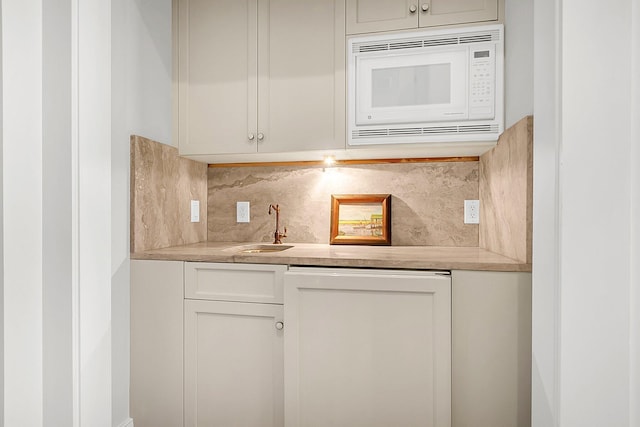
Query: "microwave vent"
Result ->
[[458, 124, 499, 133], [358, 43, 389, 53], [352, 29, 500, 54], [388, 127, 423, 136], [459, 30, 501, 44], [422, 125, 459, 134], [351, 124, 499, 139], [353, 129, 392, 137], [389, 40, 423, 50], [422, 37, 459, 48]]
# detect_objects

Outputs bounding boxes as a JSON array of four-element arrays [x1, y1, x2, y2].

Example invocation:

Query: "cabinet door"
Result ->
[[419, 0, 498, 27], [184, 300, 284, 427], [258, 0, 346, 153], [346, 0, 418, 34], [177, 0, 258, 155], [131, 260, 184, 427], [284, 268, 451, 427], [451, 270, 531, 427]]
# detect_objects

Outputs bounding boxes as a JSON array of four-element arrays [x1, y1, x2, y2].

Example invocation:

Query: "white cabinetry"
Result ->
[[183, 262, 287, 427], [175, 0, 345, 158], [131, 261, 530, 427], [284, 267, 452, 427], [346, 0, 500, 35], [184, 300, 283, 427], [130, 260, 185, 427], [451, 270, 532, 427]]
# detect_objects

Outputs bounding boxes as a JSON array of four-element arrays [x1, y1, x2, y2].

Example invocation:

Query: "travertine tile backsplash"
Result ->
[[208, 161, 479, 246], [131, 135, 208, 251], [130, 116, 532, 252], [480, 116, 533, 263]]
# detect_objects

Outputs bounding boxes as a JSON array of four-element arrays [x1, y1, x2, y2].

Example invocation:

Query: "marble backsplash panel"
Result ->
[[131, 135, 208, 252], [208, 161, 479, 246], [479, 116, 533, 263]]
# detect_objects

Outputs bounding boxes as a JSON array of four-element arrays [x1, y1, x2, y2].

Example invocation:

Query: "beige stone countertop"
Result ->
[[131, 241, 531, 272]]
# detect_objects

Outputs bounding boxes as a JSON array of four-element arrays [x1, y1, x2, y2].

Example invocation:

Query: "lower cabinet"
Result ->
[[130, 260, 286, 427], [131, 261, 531, 427], [183, 299, 284, 427], [283, 267, 452, 427], [183, 262, 287, 427], [451, 270, 532, 427], [131, 260, 184, 427]]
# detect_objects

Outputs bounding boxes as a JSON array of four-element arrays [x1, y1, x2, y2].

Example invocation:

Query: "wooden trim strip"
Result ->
[[207, 156, 479, 168]]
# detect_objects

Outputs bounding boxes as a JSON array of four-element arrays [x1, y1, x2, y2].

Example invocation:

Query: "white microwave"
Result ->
[[348, 24, 504, 146]]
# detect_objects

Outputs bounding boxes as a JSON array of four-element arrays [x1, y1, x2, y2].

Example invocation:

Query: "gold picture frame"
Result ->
[[330, 194, 391, 245]]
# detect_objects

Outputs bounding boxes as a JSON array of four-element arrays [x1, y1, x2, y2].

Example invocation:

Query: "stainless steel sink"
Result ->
[[236, 244, 293, 254]]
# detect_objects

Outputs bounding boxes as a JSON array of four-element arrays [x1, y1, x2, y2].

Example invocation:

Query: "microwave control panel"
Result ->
[[468, 46, 496, 120]]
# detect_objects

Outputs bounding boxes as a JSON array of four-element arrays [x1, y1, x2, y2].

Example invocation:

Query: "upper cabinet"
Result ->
[[346, 0, 500, 35], [175, 0, 346, 157]]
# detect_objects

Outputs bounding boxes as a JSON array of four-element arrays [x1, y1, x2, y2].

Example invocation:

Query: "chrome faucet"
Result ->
[[268, 204, 287, 244]]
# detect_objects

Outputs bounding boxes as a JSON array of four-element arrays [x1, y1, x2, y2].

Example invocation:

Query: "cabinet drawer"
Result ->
[[185, 262, 286, 304]]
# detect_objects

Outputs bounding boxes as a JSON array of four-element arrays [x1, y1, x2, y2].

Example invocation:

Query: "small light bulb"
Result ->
[[324, 155, 336, 167]]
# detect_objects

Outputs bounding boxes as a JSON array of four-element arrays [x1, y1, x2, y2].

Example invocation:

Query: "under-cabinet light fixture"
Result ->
[[323, 155, 336, 167]]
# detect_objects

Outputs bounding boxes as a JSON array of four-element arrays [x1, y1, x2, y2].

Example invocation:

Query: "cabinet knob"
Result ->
[[275, 321, 284, 330], [248, 133, 255, 141], [421, 3, 429, 12], [257, 133, 264, 141], [409, 4, 417, 13]]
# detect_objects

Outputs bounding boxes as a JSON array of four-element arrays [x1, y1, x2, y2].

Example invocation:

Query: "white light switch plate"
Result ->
[[190, 200, 200, 222], [464, 200, 480, 224], [237, 201, 250, 223]]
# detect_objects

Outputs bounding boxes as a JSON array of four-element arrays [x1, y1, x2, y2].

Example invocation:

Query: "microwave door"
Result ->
[[355, 49, 468, 126]]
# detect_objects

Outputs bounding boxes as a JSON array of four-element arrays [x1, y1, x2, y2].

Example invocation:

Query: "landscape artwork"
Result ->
[[337, 203, 384, 237], [330, 194, 391, 245]]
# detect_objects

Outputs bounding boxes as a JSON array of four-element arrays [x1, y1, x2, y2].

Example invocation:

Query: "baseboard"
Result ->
[[116, 418, 133, 427]]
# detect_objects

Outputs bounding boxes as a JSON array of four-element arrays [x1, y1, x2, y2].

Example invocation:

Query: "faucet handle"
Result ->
[[276, 227, 287, 242]]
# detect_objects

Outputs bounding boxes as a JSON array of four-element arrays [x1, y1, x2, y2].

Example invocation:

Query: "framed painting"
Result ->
[[330, 194, 391, 245]]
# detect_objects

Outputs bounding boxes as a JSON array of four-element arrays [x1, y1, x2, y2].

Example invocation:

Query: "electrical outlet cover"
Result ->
[[237, 201, 250, 223], [464, 200, 480, 224], [190, 200, 200, 223]]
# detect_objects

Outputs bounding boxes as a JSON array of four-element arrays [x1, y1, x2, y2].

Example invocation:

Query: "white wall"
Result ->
[[43, 0, 73, 424], [0, 3, 3, 421], [531, 0, 561, 424], [111, 0, 172, 425], [630, 2, 640, 425], [79, 0, 113, 424], [2, 0, 113, 425], [560, 2, 633, 424], [2, 1, 44, 425], [2, 0, 170, 425], [111, 3, 129, 423], [532, 0, 640, 425], [113, 0, 172, 147], [504, 0, 533, 128]]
